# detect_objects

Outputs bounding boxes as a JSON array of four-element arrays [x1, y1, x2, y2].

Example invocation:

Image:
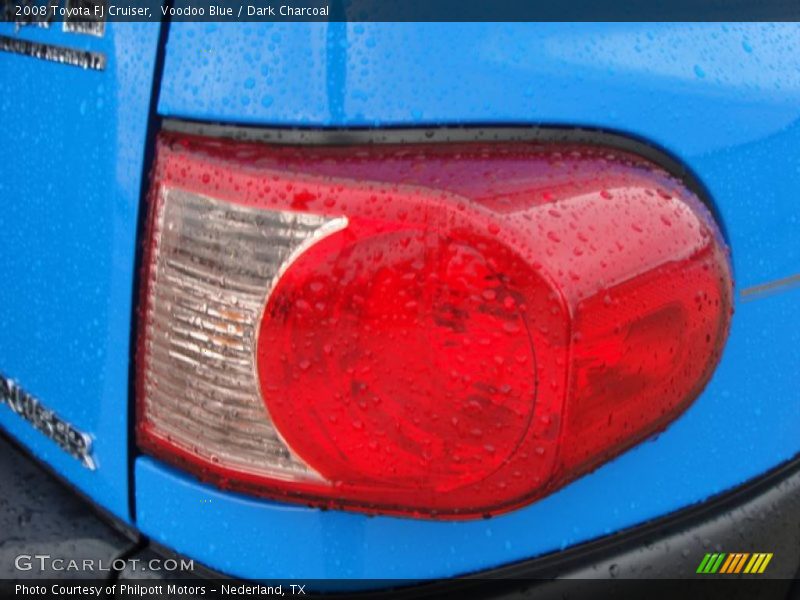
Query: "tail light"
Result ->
[[136, 131, 732, 519]]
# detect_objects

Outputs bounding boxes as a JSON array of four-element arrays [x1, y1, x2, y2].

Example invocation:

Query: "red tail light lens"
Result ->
[[137, 131, 732, 519]]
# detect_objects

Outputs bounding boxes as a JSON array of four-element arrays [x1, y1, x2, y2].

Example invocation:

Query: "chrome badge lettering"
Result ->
[[0, 0, 106, 69], [0, 35, 106, 69], [0, 374, 96, 470], [62, 0, 105, 37]]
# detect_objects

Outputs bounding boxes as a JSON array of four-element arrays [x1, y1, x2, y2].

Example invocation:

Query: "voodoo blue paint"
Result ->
[[2, 20, 798, 579], [138, 22, 800, 579], [0, 22, 162, 522]]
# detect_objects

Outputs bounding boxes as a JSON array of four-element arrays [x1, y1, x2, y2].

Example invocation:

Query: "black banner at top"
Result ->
[[2, 0, 800, 23]]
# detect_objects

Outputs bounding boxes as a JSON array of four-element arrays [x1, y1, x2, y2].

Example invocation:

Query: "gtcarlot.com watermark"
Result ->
[[14, 553, 194, 573]]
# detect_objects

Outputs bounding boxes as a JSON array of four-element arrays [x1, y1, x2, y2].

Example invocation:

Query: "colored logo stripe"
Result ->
[[697, 553, 726, 573], [697, 552, 773, 574], [719, 553, 736, 573], [733, 553, 751, 573], [719, 553, 749, 573], [744, 553, 773, 574]]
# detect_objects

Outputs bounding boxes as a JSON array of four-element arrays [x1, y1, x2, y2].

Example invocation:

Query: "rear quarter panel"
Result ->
[[0, 22, 161, 522], [135, 22, 800, 579]]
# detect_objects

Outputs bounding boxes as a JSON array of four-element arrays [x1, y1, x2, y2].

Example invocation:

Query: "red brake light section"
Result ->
[[137, 132, 732, 519]]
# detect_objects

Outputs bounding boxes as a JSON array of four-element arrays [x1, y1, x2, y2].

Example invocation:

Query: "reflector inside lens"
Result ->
[[140, 187, 345, 481]]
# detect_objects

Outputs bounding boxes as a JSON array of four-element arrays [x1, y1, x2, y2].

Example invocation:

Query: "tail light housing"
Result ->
[[137, 131, 732, 519]]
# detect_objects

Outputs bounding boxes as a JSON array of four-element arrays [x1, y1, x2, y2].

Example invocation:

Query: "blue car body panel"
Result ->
[[1, 20, 799, 580], [0, 22, 161, 522], [139, 22, 800, 580]]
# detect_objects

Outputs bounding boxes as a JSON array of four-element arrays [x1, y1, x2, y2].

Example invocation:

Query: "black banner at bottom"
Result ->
[[2, 579, 798, 600]]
